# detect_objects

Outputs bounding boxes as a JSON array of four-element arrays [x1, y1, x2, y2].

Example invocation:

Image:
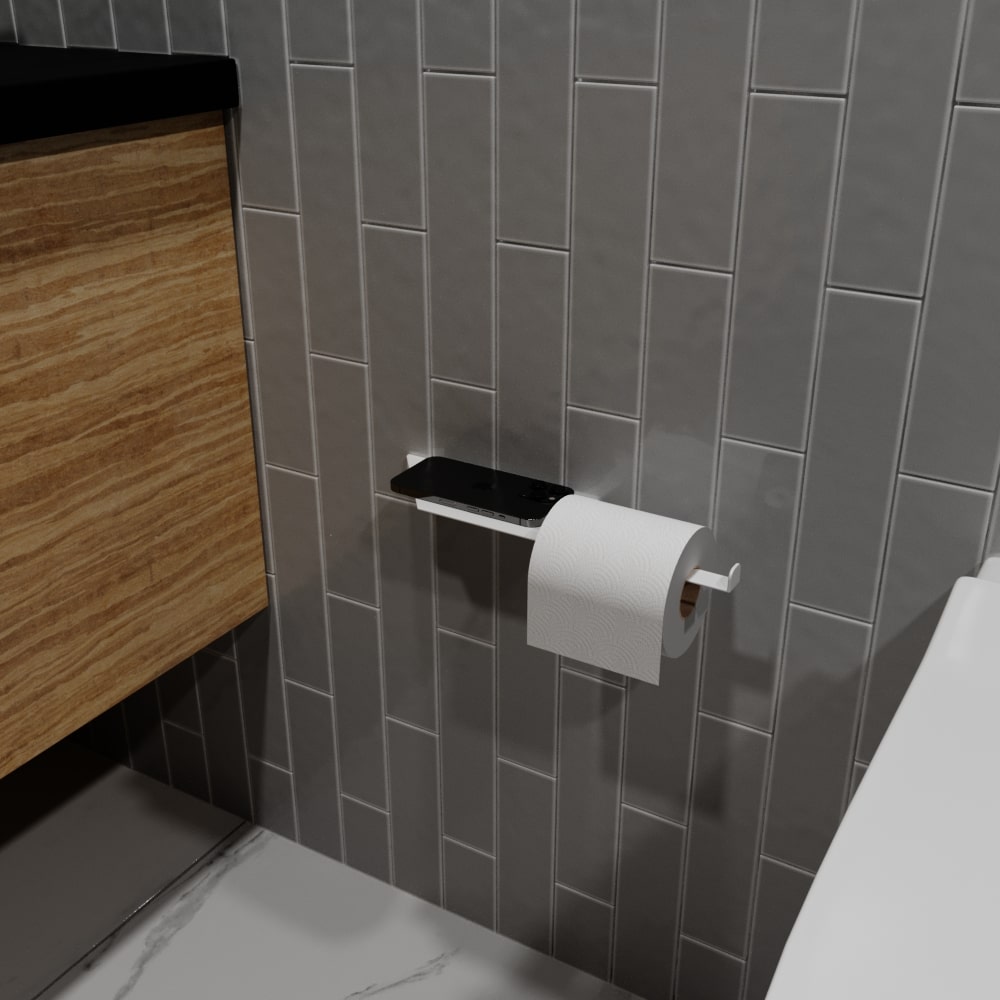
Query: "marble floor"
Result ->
[[44, 826, 637, 1000]]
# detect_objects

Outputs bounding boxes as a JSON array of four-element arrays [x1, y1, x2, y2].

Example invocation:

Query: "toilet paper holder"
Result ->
[[403, 454, 741, 595]]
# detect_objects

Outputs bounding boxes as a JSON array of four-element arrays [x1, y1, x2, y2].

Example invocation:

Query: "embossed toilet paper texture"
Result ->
[[526, 496, 715, 684]]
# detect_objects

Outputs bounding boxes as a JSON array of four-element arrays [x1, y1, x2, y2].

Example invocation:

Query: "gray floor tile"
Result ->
[[497, 534, 559, 774], [342, 796, 392, 882], [497, 0, 573, 247], [423, 0, 493, 71], [497, 759, 556, 952], [723, 94, 843, 451], [577, 0, 659, 82], [554, 885, 613, 980], [163, 723, 210, 800], [286, 681, 342, 860], [793, 290, 918, 620], [167, 0, 225, 53], [902, 109, 1000, 490], [122, 685, 169, 784], [653, 0, 753, 269], [158, 658, 201, 733], [63, 0, 113, 46], [287, 0, 349, 63], [267, 468, 331, 693], [744, 859, 813, 1000], [293, 66, 365, 362], [243, 210, 315, 474], [427, 73, 495, 387], [497, 244, 568, 483], [11, 0, 63, 45], [566, 407, 638, 507], [765, 606, 869, 872], [444, 839, 496, 930], [113, 0, 168, 51], [227, 0, 298, 210], [612, 806, 684, 999], [440, 630, 495, 853], [858, 476, 991, 761], [683, 715, 770, 956], [556, 671, 625, 902], [354, 0, 424, 227], [377, 496, 438, 731], [960, 0, 1000, 102], [365, 226, 430, 492], [387, 719, 442, 904], [569, 82, 655, 417], [248, 758, 296, 839], [702, 441, 803, 731], [435, 519, 496, 645], [640, 266, 730, 525], [328, 595, 387, 809], [313, 357, 378, 606], [677, 937, 745, 1000], [622, 638, 700, 825], [753, 0, 856, 94], [830, 0, 966, 295]]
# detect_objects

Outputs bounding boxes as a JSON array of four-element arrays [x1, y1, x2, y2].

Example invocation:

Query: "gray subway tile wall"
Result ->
[[62, 0, 113, 47], [42, 1, 1000, 996], [112, 0, 168, 53]]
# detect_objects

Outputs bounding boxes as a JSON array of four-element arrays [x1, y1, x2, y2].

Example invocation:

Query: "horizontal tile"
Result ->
[[566, 407, 638, 507], [248, 758, 296, 840], [577, 0, 659, 82], [166, 0, 225, 54], [287, 0, 349, 63], [443, 839, 496, 930], [423, 0, 493, 71], [342, 796, 392, 882], [959, 0, 1000, 103], [677, 937, 744, 1000], [554, 885, 613, 980]]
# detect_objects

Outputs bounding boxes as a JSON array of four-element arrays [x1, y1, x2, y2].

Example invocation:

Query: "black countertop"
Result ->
[[0, 43, 239, 145]]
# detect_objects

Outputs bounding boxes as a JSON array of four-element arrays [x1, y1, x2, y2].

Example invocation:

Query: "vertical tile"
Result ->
[[342, 796, 392, 882], [702, 441, 803, 731], [613, 806, 685, 999], [959, 0, 1000, 102], [902, 109, 1000, 490], [286, 681, 342, 859], [227, 0, 298, 211], [0, 0, 10, 37], [723, 94, 844, 451], [622, 638, 699, 824], [435, 519, 496, 644], [328, 595, 386, 809], [566, 408, 638, 507], [113, 0, 168, 51], [556, 672, 625, 901], [830, 0, 966, 295], [444, 839, 496, 929], [432, 379, 495, 467], [205, 632, 236, 660], [497, 244, 568, 483], [577, 0, 659, 83], [365, 226, 430, 492], [387, 719, 441, 904], [63, 0, 114, 46], [122, 685, 169, 784], [353, 0, 424, 227], [677, 938, 745, 1000], [497, 535, 559, 773], [423, 0, 493, 72], [858, 476, 990, 761], [683, 715, 770, 955], [157, 658, 201, 732], [377, 497, 437, 731], [793, 291, 918, 620], [313, 357, 378, 605], [765, 607, 869, 871], [554, 885, 614, 980], [243, 210, 315, 474], [753, 0, 856, 94], [849, 761, 867, 801], [163, 723, 210, 801], [242, 341, 274, 573], [497, 0, 573, 247], [640, 266, 730, 525], [248, 758, 296, 839], [653, 0, 753, 269], [11, 0, 63, 46], [744, 859, 813, 1000], [287, 0, 349, 63], [569, 82, 654, 417], [426, 73, 495, 387], [234, 579, 291, 769], [267, 468, 331, 693], [497, 760, 555, 951], [293, 66, 365, 362], [440, 631, 495, 853], [167, 0, 225, 53], [195, 651, 252, 818]]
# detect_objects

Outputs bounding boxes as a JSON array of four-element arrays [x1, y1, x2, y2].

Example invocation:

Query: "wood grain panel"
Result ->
[[0, 113, 267, 778]]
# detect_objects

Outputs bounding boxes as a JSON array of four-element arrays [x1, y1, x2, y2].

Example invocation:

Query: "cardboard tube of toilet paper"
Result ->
[[526, 496, 715, 685]]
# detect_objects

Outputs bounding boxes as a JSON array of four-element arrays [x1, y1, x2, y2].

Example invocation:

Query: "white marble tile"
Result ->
[[47, 828, 635, 1000]]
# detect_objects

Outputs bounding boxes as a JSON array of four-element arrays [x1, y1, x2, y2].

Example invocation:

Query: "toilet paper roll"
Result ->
[[526, 496, 716, 685]]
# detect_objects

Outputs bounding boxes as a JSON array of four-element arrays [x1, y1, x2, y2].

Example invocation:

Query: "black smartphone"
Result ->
[[390, 457, 573, 527]]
